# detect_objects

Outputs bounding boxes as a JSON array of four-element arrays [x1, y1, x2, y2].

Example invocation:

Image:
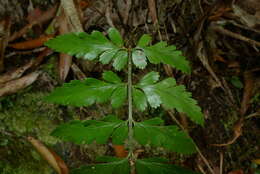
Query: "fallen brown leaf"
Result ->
[[9, 5, 58, 42], [112, 145, 128, 158], [9, 35, 53, 50], [58, 9, 72, 82], [0, 60, 34, 84], [147, 0, 158, 25], [240, 71, 254, 116], [27, 137, 69, 174], [79, 0, 91, 10], [0, 47, 52, 85], [228, 169, 244, 174]]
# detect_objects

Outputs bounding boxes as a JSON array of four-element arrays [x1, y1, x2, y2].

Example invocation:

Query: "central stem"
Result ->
[[127, 49, 134, 159]]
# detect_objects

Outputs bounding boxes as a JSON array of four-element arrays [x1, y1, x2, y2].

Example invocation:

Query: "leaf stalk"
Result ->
[[127, 48, 135, 173]]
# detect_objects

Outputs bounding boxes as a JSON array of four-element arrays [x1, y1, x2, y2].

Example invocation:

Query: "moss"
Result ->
[[0, 91, 64, 174], [0, 92, 62, 144]]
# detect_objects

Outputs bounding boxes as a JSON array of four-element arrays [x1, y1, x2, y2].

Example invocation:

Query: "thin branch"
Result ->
[[245, 112, 260, 120], [220, 152, 223, 174], [105, 0, 115, 28], [167, 110, 216, 174], [211, 25, 260, 48]]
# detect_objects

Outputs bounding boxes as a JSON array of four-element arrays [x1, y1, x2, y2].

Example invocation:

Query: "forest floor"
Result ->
[[0, 0, 259, 174]]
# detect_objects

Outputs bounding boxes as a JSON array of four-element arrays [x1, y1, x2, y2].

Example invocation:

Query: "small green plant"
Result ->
[[44, 28, 204, 174]]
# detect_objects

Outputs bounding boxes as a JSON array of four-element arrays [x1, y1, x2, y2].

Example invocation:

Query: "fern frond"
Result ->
[[134, 117, 196, 154], [51, 115, 127, 145], [72, 157, 129, 174], [136, 35, 191, 74], [45, 71, 127, 108], [45, 28, 128, 70], [136, 158, 200, 174], [135, 72, 204, 125]]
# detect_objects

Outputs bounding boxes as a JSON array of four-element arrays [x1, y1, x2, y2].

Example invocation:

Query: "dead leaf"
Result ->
[[0, 48, 52, 84], [240, 71, 254, 116], [79, 0, 91, 10], [213, 54, 227, 63], [147, 0, 158, 25], [58, 9, 72, 82], [9, 5, 58, 42], [228, 169, 244, 174], [112, 145, 128, 158], [27, 137, 69, 174], [0, 60, 34, 84], [9, 35, 53, 50], [61, 0, 84, 32], [0, 71, 41, 97]]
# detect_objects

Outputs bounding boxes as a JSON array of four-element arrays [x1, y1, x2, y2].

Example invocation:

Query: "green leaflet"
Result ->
[[136, 158, 200, 174], [45, 72, 127, 108], [45, 28, 128, 71], [112, 50, 128, 71], [132, 49, 147, 69], [99, 49, 120, 64], [108, 28, 124, 47], [111, 86, 127, 108], [137, 34, 152, 47], [72, 157, 199, 174], [137, 41, 191, 74], [102, 71, 122, 83], [138, 71, 160, 86], [136, 72, 204, 125], [72, 158, 130, 174], [112, 122, 128, 145], [51, 115, 128, 145], [134, 117, 197, 154], [133, 88, 147, 111]]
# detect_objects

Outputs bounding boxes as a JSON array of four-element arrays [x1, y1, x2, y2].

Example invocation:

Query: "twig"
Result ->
[[245, 112, 260, 120], [167, 110, 216, 174], [71, 63, 86, 80], [219, 152, 223, 174], [123, 0, 132, 24], [198, 164, 207, 174], [105, 0, 115, 28], [211, 25, 260, 48], [5, 47, 45, 58]]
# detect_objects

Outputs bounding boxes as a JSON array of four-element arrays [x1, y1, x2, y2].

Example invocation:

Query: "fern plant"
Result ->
[[44, 28, 204, 174]]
